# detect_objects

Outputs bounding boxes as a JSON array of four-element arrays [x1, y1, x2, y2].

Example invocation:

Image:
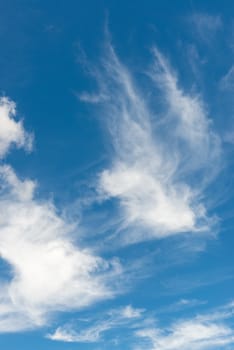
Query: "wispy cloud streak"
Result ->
[[47, 305, 144, 343]]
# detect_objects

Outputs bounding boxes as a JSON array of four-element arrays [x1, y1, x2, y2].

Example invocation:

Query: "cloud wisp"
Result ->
[[0, 97, 121, 332], [47, 304, 145, 343], [135, 302, 234, 350], [80, 42, 221, 243]]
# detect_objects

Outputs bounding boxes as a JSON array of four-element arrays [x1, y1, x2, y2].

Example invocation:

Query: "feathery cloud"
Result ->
[[80, 42, 221, 242]]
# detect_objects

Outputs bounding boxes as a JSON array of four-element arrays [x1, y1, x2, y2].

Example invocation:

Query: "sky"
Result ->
[[0, 1, 234, 349]]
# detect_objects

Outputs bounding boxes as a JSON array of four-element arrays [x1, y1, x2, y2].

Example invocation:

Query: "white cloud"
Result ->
[[83, 43, 221, 242], [0, 99, 122, 332], [135, 303, 234, 350], [0, 97, 33, 158]]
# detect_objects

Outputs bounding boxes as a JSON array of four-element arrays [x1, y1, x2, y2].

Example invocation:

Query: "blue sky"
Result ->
[[0, 1, 234, 349]]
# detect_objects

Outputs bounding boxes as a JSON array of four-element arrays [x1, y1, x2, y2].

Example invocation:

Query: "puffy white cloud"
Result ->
[[0, 164, 121, 332], [0, 99, 122, 332], [85, 43, 221, 242], [0, 97, 32, 158]]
